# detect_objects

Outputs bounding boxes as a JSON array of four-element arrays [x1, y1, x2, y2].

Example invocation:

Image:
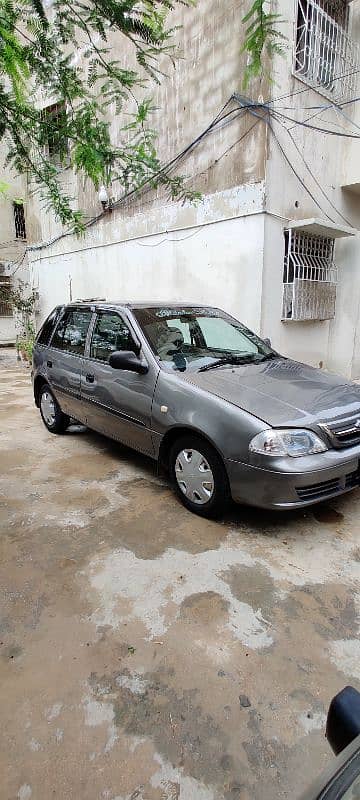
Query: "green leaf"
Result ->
[[241, 0, 287, 88], [0, 0, 200, 232]]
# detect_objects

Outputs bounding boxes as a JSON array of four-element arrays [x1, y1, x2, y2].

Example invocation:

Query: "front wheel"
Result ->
[[39, 384, 69, 434], [169, 435, 230, 518]]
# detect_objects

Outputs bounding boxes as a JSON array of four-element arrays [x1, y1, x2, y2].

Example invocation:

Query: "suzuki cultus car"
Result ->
[[33, 303, 360, 517]]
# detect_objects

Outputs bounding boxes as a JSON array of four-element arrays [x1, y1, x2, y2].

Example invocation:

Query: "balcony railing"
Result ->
[[294, 0, 359, 102]]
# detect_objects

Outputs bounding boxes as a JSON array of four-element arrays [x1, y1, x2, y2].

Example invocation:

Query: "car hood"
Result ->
[[181, 358, 360, 427]]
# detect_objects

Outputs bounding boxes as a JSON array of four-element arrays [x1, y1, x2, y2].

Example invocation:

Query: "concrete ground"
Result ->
[[1, 349, 360, 800]]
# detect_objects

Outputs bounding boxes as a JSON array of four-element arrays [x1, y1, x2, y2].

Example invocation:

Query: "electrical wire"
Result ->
[[232, 95, 341, 225], [270, 113, 355, 228], [269, 122, 339, 225], [28, 119, 263, 264], [23, 81, 360, 257], [270, 108, 360, 138], [272, 95, 360, 111], [10, 249, 28, 276], [27, 101, 246, 253], [136, 228, 202, 247], [111, 107, 246, 200], [330, 102, 360, 135], [267, 66, 360, 107]]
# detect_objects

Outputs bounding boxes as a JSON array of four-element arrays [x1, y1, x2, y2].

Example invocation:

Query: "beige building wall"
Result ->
[[24, 0, 360, 378], [0, 142, 28, 343], [260, 0, 360, 377], [28, 0, 271, 339], [27, 0, 268, 243]]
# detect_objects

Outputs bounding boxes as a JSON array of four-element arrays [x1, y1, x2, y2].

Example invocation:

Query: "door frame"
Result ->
[[80, 307, 158, 455]]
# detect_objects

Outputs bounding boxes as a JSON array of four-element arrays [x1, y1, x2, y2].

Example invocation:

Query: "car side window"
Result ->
[[37, 307, 63, 346], [90, 312, 136, 362], [51, 309, 92, 356]]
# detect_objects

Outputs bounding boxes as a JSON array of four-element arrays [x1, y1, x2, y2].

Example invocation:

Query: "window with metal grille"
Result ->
[[13, 202, 26, 240], [282, 230, 337, 321], [0, 277, 13, 318], [294, 0, 359, 102], [42, 102, 69, 163]]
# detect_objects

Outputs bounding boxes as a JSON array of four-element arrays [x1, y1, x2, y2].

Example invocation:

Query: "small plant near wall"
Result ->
[[0, 280, 38, 364], [17, 320, 36, 363], [1, 281, 37, 318]]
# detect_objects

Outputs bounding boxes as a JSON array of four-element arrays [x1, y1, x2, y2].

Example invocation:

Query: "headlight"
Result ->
[[249, 429, 327, 458]]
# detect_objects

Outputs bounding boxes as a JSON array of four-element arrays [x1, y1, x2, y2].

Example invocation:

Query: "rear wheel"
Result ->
[[39, 384, 69, 434], [169, 435, 229, 518]]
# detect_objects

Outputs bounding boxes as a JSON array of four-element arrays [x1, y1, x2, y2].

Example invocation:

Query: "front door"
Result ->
[[46, 306, 93, 421], [81, 310, 158, 455]]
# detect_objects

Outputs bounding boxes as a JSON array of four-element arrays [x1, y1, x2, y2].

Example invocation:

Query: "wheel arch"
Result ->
[[158, 425, 227, 472], [33, 375, 48, 407]]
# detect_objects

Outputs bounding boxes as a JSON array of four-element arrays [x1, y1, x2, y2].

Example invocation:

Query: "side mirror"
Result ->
[[131, 338, 141, 357], [326, 686, 360, 755], [263, 337, 271, 348], [108, 350, 148, 374]]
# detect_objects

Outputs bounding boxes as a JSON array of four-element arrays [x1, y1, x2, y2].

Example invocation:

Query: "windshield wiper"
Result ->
[[198, 354, 264, 372], [259, 352, 282, 361]]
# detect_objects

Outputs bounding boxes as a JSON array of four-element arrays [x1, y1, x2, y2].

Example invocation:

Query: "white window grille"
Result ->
[[282, 230, 337, 321], [294, 0, 359, 102]]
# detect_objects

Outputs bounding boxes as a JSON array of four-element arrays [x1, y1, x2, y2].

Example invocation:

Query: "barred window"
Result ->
[[42, 102, 68, 162], [282, 230, 337, 321], [13, 202, 26, 240], [294, 0, 357, 102], [0, 277, 13, 318]]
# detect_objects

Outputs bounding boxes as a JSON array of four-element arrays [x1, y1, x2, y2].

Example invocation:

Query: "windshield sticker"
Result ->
[[154, 308, 219, 318]]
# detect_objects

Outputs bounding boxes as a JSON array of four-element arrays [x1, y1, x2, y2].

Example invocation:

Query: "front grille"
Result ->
[[322, 413, 360, 449], [296, 467, 360, 501]]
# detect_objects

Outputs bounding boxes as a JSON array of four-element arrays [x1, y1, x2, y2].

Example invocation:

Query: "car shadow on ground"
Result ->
[[64, 420, 163, 479], [64, 421, 349, 536]]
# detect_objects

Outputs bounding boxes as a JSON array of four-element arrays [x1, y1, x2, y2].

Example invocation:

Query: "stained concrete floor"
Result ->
[[0, 348, 360, 800]]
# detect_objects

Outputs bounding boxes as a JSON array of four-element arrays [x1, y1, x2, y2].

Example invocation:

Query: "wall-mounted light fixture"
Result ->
[[98, 185, 113, 212]]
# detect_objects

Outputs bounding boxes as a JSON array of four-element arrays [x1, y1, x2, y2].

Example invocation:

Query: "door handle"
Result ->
[[47, 360, 52, 368], [86, 373, 95, 383]]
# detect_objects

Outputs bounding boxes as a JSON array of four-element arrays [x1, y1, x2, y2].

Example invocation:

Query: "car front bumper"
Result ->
[[226, 447, 360, 509]]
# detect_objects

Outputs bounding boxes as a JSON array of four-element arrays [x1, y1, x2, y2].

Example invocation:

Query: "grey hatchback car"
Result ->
[[32, 302, 360, 517]]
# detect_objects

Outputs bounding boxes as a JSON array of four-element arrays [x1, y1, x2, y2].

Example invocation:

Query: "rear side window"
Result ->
[[51, 308, 92, 355], [37, 307, 63, 346]]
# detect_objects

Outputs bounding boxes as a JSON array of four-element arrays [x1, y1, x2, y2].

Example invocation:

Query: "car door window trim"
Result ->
[[87, 310, 142, 365], [49, 306, 93, 357]]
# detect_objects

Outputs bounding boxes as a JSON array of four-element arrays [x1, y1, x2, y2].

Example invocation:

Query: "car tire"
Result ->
[[39, 384, 69, 434], [169, 435, 230, 518]]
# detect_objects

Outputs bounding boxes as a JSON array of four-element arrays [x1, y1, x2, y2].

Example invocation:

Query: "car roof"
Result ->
[[67, 301, 220, 311]]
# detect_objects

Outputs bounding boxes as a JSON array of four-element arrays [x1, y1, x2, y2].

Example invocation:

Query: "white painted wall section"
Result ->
[[30, 213, 265, 334]]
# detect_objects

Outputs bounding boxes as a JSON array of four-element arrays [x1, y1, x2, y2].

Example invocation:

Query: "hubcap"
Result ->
[[175, 448, 214, 505], [41, 390, 56, 426]]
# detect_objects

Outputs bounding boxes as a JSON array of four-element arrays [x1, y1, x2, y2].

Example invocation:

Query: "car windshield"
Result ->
[[132, 306, 278, 373]]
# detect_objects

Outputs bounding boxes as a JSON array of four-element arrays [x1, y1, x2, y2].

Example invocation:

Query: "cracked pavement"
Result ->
[[0, 349, 359, 800]]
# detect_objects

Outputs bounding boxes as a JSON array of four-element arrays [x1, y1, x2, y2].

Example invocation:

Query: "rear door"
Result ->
[[81, 309, 158, 455], [46, 306, 94, 421]]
